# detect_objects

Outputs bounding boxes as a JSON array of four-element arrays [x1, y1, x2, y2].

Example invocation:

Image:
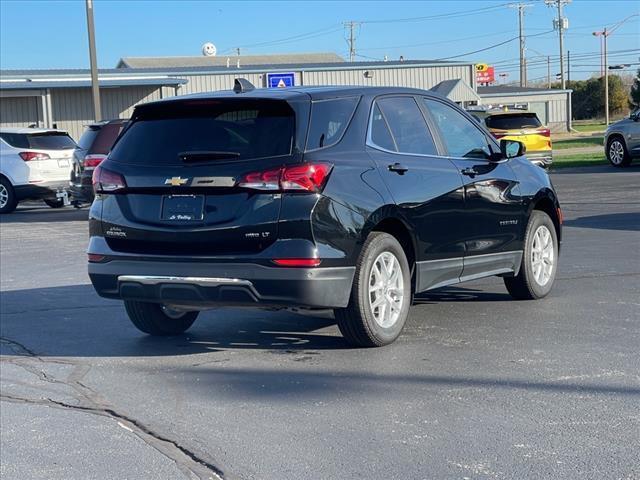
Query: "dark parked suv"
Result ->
[[88, 81, 562, 347], [70, 119, 127, 205]]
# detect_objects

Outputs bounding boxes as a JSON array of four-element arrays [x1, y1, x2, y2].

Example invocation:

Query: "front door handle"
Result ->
[[461, 167, 478, 177], [388, 163, 409, 175]]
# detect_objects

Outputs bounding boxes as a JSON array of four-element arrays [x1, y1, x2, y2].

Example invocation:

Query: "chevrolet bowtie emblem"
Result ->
[[164, 177, 188, 186]]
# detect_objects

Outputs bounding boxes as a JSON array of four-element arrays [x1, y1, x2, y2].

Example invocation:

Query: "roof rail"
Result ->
[[233, 78, 255, 94]]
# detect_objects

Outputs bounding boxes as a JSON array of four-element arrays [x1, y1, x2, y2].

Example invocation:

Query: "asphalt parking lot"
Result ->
[[1, 165, 639, 480]]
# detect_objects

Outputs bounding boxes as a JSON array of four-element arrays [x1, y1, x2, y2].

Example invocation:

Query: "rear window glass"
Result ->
[[0, 132, 76, 150], [77, 127, 100, 150], [89, 122, 126, 154], [306, 97, 359, 151], [110, 100, 294, 165], [485, 113, 542, 130]]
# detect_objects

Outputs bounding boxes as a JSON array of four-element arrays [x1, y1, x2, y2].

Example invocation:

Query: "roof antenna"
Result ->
[[234, 78, 255, 94]]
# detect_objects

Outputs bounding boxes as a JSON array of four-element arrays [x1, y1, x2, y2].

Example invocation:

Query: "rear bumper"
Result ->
[[526, 151, 553, 167], [14, 181, 69, 200], [89, 256, 355, 309]]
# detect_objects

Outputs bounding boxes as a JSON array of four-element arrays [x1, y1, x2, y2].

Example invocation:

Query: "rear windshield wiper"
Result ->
[[178, 151, 241, 162]]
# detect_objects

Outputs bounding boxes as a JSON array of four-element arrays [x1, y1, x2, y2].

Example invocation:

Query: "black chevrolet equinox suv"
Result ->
[[88, 81, 562, 347]]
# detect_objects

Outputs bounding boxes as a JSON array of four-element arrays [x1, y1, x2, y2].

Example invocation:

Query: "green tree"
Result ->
[[630, 68, 640, 107], [566, 74, 630, 120]]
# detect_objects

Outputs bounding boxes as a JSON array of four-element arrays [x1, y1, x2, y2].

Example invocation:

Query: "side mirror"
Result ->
[[631, 112, 640, 122], [500, 139, 526, 159]]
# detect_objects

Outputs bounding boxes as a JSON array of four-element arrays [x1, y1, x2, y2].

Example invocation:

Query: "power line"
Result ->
[[435, 30, 554, 61], [360, 3, 512, 24]]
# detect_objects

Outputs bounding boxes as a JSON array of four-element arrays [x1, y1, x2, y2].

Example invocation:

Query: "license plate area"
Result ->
[[161, 195, 204, 221], [57, 159, 70, 168]]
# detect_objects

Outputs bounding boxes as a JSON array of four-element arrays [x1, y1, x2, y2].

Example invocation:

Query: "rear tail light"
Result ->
[[236, 163, 333, 193], [83, 154, 107, 169], [19, 152, 50, 162], [537, 128, 551, 138], [272, 258, 322, 267], [92, 164, 127, 193], [492, 133, 506, 140]]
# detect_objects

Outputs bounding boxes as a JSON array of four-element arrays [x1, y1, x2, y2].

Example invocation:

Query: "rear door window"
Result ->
[[374, 97, 438, 155], [110, 100, 295, 165], [306, 97, 359, 150], [369, 104, 397, 151], [485, 113, 542, 130]]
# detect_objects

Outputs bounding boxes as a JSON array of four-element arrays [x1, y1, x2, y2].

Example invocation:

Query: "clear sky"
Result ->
[[0, 0, 638, 82]]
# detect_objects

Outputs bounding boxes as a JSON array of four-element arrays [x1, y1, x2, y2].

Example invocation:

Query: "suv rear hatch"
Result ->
[[485, 113, 551, 152], [97, 95, 310, 256]]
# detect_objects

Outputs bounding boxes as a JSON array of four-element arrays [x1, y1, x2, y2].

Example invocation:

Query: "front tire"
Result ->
[[0, 177, 17, 214], [335, 232, 411, 347], [606, 137, 631, 167], [504, 211, 558, 300], [124, 301, 198, 336]]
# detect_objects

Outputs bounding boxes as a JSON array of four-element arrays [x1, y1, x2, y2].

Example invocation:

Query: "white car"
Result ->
[[0, 128, 76, 213]]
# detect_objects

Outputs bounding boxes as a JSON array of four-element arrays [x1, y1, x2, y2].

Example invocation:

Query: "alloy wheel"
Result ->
[[368, 251, 405, 328], [531, 225, 555, 286], [0, 183, 8, 209], [609, 140, 625, 165]]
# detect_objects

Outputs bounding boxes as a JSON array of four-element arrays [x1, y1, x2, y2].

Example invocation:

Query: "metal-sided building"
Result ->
[[0, 53, 570, 140], [478, 86, 573, 132]]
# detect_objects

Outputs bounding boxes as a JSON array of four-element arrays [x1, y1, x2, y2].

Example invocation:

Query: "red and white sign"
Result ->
[[476, 64, 495, 84]]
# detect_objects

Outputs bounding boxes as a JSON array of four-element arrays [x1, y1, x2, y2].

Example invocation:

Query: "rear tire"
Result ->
[[0, 177, 17, 214], [335, 232, 411, 347], [606, 137, 631, 167], [44, 198, 65, 208], [504, 211, 558, 300], [124, 301, 198, 336]]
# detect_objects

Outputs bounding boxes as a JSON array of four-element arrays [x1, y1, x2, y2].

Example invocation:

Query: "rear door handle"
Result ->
[[388, 163, 409, 175], [461, 167, 478, 177]]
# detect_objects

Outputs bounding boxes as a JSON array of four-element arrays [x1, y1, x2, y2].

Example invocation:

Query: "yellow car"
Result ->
[[470, 109, 553, 167]]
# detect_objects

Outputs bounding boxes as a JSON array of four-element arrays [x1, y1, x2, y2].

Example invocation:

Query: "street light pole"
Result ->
[[86, 0, 101, 121], [604, 28, 609, 125]]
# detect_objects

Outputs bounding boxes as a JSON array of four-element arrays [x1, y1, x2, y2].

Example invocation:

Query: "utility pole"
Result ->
[[344, 21, 360, 62], [547, 56, 551, 88], [511, 3, 532, 87], [85, 0, 101, 121], [567, 50, 570, 84], [546, 0, 570, 90]]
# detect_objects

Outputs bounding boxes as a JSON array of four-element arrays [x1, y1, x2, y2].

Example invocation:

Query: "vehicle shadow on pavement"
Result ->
[[550, 164, 640, 174], [414, 287, 512, 304], [167, 366, 640, 401], [563, 212, 640, 231], [0, 284, 348, 357], [0, 207, 89, 224]]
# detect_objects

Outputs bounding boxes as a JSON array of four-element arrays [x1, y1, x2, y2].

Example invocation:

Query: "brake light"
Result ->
[[537, 128, 551, 138], [19, 152, 50, 162], [92, 164, 127, 193], [83, 154, 106, 169], [272, 258, 322, 267], [236, 163, 333, 192], [492, 133, 506, 140]]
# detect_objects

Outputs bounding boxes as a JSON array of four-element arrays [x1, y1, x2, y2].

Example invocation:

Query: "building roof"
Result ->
[[430, 79, 480, 103], [0, 77, 188, 91], [478, 86, 572, 96], [0, 59, 473, 79], [116, 52, 345, 69]]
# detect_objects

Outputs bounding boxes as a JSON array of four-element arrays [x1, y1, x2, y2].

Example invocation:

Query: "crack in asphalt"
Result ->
[[0, 336, 226, 480]]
